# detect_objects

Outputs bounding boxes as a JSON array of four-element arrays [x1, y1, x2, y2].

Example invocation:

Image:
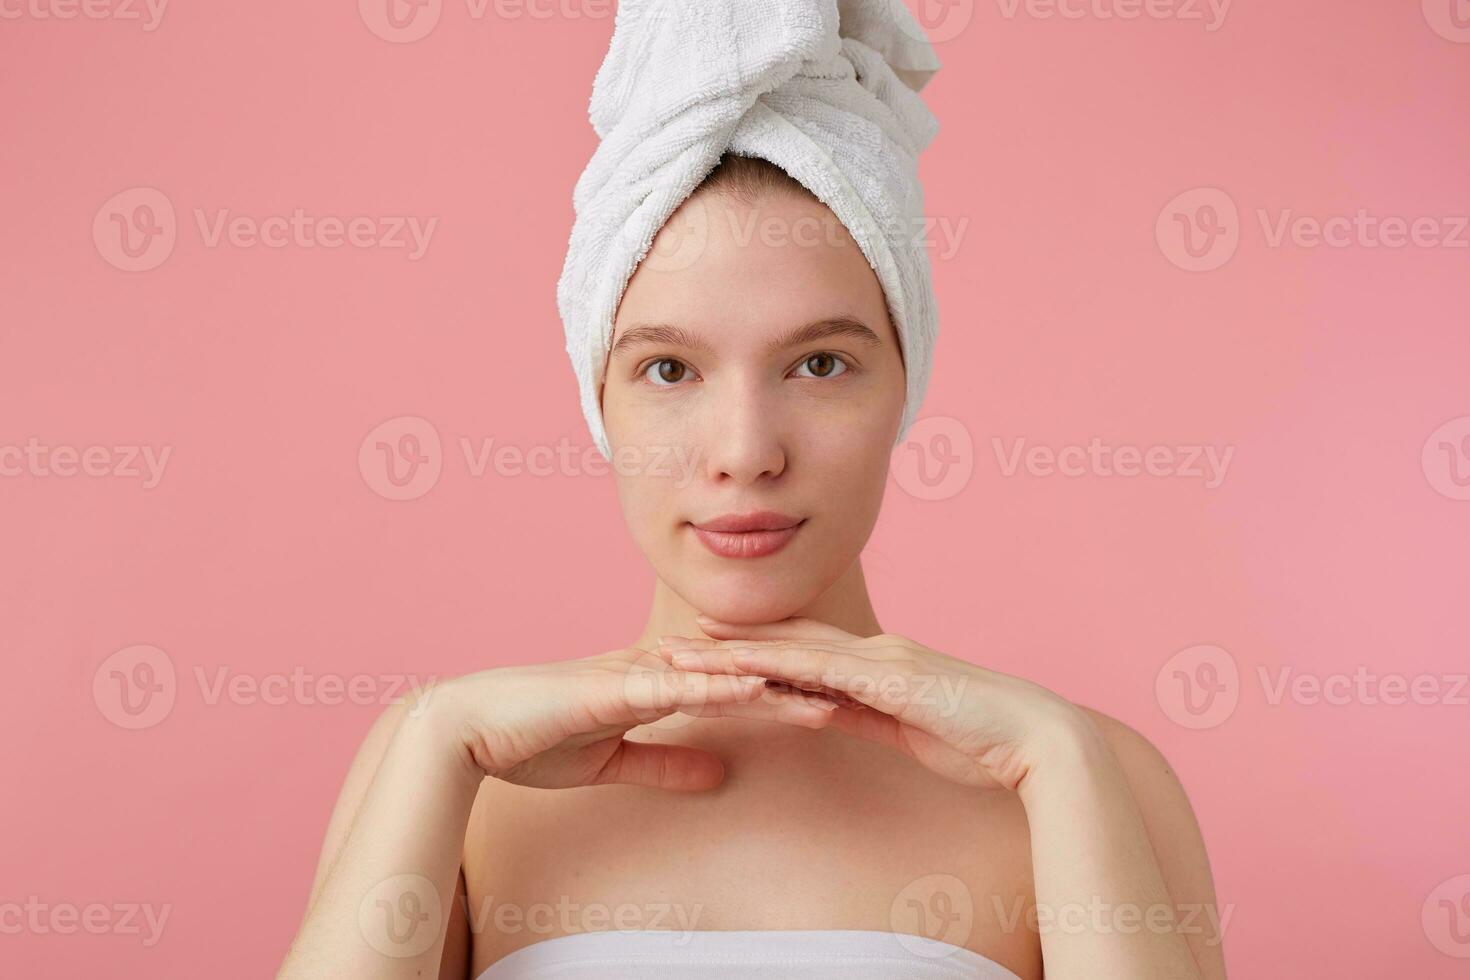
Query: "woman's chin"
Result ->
[[681, 585, 813, 626]]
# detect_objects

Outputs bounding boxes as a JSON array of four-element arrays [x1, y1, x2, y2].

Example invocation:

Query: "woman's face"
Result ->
[[600, 187, 907, 622]]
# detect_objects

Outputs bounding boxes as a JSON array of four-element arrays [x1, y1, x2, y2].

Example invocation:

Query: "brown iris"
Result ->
[[805, 353, 837, 377]]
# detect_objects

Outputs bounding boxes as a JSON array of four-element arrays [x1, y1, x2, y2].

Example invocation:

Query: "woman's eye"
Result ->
[[795, 352, 848, 379], [643, 358, 690, 386]]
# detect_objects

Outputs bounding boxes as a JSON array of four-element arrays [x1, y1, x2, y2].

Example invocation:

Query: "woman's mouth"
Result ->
[[688, 512, 805, 559]]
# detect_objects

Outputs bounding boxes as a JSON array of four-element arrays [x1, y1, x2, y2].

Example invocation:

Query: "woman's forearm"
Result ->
[[279, 694, 482, 979], [1017, 713, 1203, 980]]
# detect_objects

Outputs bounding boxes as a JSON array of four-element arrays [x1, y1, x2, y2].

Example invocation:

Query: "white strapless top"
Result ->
[[474, 928, 1023, 979]]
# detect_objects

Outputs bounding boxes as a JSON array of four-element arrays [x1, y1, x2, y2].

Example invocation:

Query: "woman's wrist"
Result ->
[[392, 676, 487, 793], [1015, 697, 1114, 805]]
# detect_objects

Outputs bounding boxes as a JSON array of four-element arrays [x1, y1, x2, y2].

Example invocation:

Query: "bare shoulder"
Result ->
[[1072, 704, 1230, 979], [1072, 704, 1208, 856], [1075, 706, 1185, 785]]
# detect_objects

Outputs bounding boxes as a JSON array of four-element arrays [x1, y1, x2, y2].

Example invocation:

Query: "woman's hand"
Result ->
[[426, 645, 840, 793], [656, 620, 1225, 978], [653, 616, 1093, 792]]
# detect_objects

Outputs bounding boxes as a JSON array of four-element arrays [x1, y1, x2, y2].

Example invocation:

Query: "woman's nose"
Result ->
[[698, 385, 787, 484]]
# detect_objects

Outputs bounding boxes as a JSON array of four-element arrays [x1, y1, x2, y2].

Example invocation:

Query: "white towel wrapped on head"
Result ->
[[557, 0, 943, 460]]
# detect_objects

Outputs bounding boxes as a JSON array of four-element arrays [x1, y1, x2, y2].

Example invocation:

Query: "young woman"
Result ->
[[279, 1, 1226, 975], [277, 153, 1226, 980]]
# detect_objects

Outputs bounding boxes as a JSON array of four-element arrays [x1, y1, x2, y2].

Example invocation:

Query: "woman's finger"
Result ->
[[680, 683, 840, 729], [649, 646, 864, 708], [652, 640, 861, 706], [663, 644, 921, 719], [762, 678, 867, 709], [641, 647, 850, 722], [619, 665, 768, 719]]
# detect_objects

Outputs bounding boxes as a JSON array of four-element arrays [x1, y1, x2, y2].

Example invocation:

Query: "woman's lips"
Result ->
[[689, 519, 805, 558]]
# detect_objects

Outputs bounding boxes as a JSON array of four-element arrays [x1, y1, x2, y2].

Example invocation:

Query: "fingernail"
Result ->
[[671, 651, 702, 667], [807, 698, 839, 711], [737, 675, 765, 687], [695, 613, 715, 623], [658, 635, 686, 647]]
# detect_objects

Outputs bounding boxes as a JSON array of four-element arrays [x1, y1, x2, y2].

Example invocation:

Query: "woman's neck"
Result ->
[[630, 558, 884, 651]]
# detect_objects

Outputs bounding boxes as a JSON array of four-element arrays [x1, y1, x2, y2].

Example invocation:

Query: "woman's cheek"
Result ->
[[611, 389, 696, 455], [816, 428, 896, 534], [805, 400, 896, 470]]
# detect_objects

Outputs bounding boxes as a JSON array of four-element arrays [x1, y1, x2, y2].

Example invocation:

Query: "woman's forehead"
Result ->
[[613, 193, 894, 350]]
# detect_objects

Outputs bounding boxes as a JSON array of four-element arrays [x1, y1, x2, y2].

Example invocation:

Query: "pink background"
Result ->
[[4, 1, 1468, 976]]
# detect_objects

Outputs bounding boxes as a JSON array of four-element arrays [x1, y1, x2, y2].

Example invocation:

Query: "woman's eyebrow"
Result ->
[[609, 323, 712, 358], [772, 315, 883, 353], [610, 316, 883, 358]]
